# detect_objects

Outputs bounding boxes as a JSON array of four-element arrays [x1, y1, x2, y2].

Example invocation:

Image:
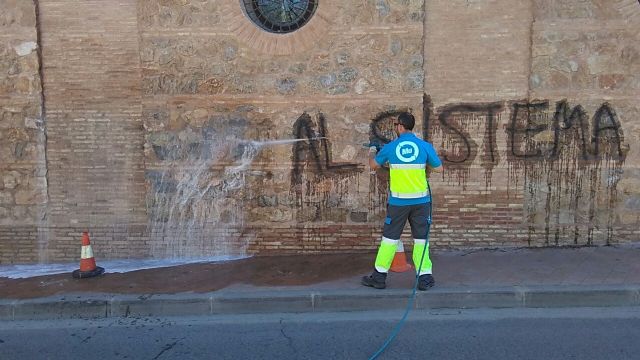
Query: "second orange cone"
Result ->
[[390, 240, 413, 272]]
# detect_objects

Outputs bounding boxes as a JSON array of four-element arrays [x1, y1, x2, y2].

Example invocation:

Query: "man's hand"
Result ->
[[368, 147, 381, 171], [427, 165, 443, 177]]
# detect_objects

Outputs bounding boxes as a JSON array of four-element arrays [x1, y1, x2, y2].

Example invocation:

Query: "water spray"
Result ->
[[148, 136, 328, 259], [243, 137, 326, 147]]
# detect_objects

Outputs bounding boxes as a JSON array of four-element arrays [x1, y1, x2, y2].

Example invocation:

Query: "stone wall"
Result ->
[[140, 0, 425, 258], [0, 0, 47, 262], [0, 0, 638, 264], [526, 0, 640, 244]]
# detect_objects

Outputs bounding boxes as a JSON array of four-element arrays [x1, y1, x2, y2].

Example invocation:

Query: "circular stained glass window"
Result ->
[[242, 0, 318, 34]]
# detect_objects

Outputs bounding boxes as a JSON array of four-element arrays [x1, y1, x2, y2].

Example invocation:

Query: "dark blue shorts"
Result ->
[[382, 203, 432, 240]]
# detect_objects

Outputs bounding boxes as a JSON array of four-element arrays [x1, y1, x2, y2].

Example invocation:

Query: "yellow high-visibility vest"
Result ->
[[389, 163, 428, 199]]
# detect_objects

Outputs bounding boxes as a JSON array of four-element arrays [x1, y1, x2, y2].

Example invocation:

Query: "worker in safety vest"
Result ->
[[362, 111, 443, 290]]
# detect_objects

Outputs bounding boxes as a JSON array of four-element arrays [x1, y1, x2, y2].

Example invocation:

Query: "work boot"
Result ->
[[361, 270, 387, 289], [418, 274, 435, 291]]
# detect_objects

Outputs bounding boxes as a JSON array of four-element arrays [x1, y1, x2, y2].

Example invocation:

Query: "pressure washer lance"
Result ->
[[363, 141, 384, 153], [368, 184, 434, 360]]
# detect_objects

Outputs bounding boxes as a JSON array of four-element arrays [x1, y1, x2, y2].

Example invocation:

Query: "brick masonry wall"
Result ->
[[0, 0, 639, 264], [33, 0, 149, 262]]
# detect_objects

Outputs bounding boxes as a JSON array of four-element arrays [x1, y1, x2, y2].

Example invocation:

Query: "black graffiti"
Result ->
[[423, 94, 432, 142], [369, 109, 406, 146], [291, 112, 362, 186], [592, 103, 626, 160], [507, 100, 549, 160], [423, 99, 627, 165], [369, 100, 502, 166], [436, 102, 503, 164], [507, 99, 627, 162], [550, 100, 590, 160], [292, 98, 626, 176]]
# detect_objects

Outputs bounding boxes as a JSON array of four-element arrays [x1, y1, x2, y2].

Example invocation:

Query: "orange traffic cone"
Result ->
[[390, 240, 413, 272], [72, 231, 105, 279]]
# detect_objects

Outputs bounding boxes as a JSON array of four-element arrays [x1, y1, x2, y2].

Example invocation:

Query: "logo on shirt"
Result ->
[[396, 141, 419, 162]]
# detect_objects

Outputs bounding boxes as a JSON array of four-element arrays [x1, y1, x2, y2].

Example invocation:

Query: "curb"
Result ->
[[1, 285, 639, 321]]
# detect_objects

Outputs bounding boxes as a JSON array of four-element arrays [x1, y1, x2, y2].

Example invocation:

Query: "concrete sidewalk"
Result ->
[[1, 245, 640, 320]]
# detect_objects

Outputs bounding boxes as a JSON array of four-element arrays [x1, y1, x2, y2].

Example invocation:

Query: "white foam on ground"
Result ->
[[0, 256, 248, 279]]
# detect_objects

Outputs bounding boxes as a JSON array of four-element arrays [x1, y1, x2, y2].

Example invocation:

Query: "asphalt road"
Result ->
[[1, 307, 639, 360]]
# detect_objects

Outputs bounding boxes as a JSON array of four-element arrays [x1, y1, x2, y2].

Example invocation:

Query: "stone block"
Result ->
[[624, 196, 640, 210], [2, 171, 20, 189], [524, 286, 640, 308], [0, 299, 15, 320], [110, 295, 212, 317], [13, 297, 108, 320], [0, 191, 13, 204], [415, 287, 525, 309], [212, 292, 312, 314], [258, 195, 278, 207], [313, 290, 408, 312], [350, 211, 368, 223], [13, 42, 37, 57]]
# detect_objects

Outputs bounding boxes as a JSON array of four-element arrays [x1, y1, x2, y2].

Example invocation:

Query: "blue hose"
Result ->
[[368, 185, 433, 360]]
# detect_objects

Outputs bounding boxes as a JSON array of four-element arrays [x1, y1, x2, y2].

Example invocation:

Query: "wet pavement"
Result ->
[[1, 244, 640, 320]]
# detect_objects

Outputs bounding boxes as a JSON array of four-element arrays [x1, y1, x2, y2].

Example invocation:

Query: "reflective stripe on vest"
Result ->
[[390, 190, 429, 199], [389, 164, 426, 169]]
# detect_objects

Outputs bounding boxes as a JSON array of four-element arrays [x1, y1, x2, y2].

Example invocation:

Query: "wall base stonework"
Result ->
[[0, 226, 40, 264], [5, 222, 640, 265]]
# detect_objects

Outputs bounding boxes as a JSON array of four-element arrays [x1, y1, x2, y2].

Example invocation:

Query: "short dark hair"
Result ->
[[397, 112, 415, 130]]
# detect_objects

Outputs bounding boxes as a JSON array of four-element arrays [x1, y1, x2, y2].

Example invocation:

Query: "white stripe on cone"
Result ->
[[81, 245, 94, 259]]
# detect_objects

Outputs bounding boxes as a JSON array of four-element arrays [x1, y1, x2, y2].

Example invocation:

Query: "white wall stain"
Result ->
[[14, 41, 37, 56]]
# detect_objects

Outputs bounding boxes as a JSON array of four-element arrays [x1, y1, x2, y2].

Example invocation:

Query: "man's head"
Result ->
[[395, 112, 415, 134]]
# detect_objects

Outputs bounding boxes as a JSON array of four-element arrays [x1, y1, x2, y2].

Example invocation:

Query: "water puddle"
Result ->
[[0, 256, 248, 279]]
